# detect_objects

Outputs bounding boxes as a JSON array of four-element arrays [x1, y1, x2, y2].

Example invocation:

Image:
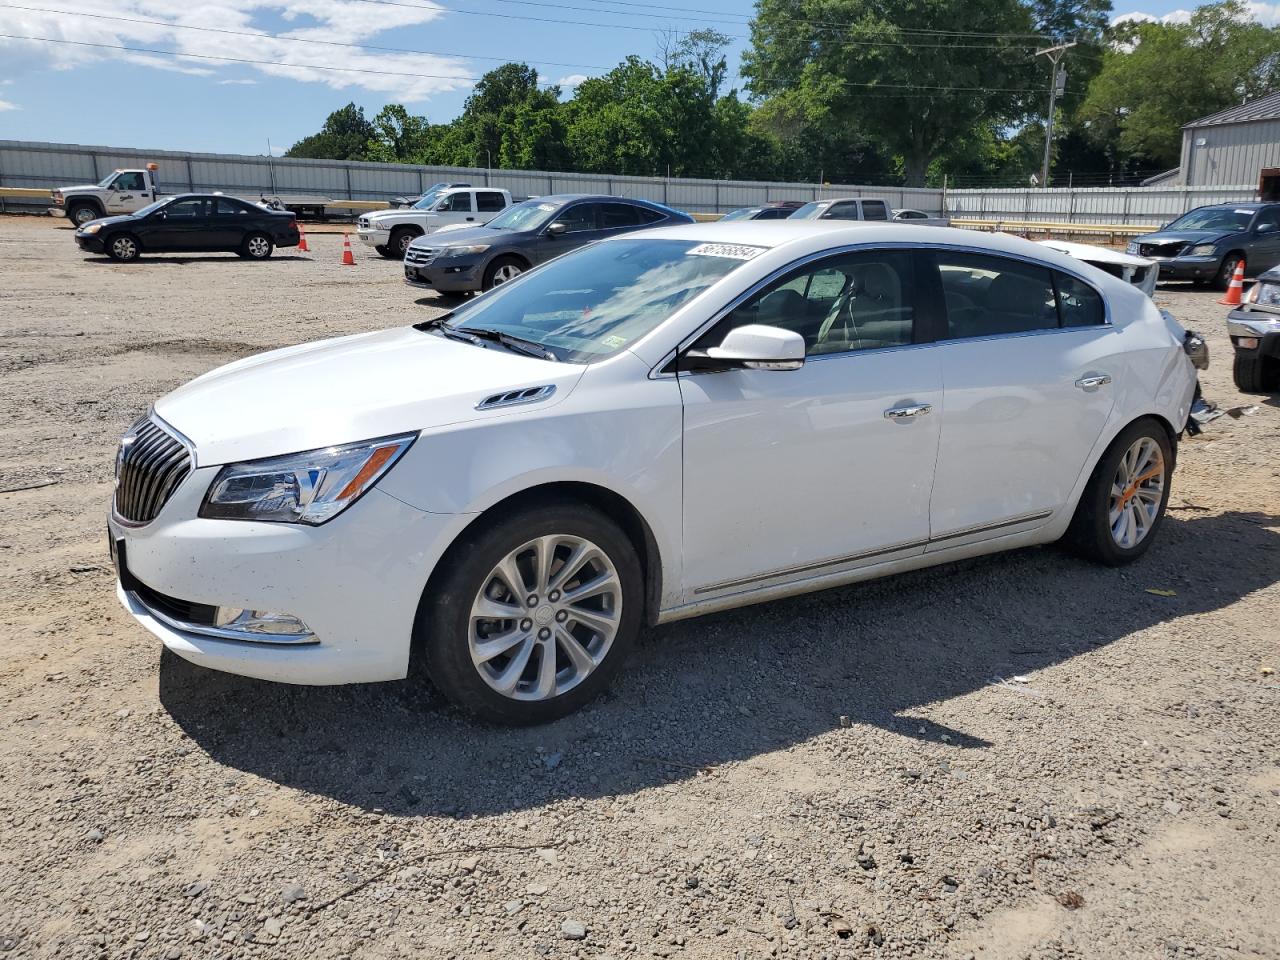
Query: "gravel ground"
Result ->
[[1, 214, 1277, 960]]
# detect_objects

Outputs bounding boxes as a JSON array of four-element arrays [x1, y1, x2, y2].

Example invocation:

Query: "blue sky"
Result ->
[[0, 0, 1271, 156]]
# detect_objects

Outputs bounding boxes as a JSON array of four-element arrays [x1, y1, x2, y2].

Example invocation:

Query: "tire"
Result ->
[[1233, 352, 1280, 393], [375, 245, 393, 259], [68, 203, 101, 227], [418, 500, 643, 725], [105, 233, 141, 263], [482, 255, 525, 291], [239, 232, 273, 260], [389, 227, 419, 260], [1214, 253, 1244, 291], [1063, 418, 1174, 566]]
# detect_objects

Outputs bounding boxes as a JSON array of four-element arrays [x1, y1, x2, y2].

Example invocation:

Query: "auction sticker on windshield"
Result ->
[[686, 243, 766, 260]]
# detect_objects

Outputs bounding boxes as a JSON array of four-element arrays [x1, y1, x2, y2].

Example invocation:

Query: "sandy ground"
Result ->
[[0, 214, 1277, 960]]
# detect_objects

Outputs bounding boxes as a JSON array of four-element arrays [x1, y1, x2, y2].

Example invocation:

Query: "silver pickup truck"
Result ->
[[788, 196, 949, 226]]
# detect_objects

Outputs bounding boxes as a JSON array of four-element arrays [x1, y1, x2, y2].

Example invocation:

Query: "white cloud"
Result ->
[[0, 99, 18, 111], [269, 144, 287, 156], [0, 1, 474, 102], [558, 74, 588, 88], [1113, 3, 1280, 25], [218, 78, 258, 85]]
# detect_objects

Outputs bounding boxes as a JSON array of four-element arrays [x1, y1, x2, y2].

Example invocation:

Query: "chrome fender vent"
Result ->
[[476, 384, 556, 410]]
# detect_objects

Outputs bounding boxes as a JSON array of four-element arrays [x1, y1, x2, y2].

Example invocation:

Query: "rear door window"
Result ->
[[600, 203, 641, 229], [934, 252, 1058, 339], [862, 200, 889, 221], [476, 191, 506, 212]]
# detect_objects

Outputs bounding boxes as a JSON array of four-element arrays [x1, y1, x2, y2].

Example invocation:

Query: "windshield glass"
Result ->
[[483, 199, 561, 232], [441, 238, 762, 363], [788, 201, 824, 219], [412, 185, 451, 210], [719, 207, 758, 222], [97, 173, 119, 188], [133, 198, 170, 218], [1166, 207, 1255, 232]]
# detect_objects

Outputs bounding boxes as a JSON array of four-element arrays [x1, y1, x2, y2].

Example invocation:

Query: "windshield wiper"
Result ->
[[462, 327, 559, 361]]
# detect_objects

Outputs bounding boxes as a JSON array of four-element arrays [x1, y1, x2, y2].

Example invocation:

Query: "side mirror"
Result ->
[[1257, 222, 1277, 234], [704, 325, 805, 371], [546, 221, 567, 237]]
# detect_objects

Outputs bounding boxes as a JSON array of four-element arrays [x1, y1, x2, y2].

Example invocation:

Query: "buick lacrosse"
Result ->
[[110, 223, 1200, 724]]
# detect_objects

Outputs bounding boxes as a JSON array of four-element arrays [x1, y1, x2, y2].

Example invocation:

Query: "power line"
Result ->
[[0, 3, 613, 71]]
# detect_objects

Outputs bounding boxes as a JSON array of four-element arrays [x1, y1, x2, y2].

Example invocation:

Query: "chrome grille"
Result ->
[[405, 247, 436, 265], [114, 417, 192, 524]]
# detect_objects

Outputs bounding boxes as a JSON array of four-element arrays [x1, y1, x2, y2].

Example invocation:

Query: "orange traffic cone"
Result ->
[[341, 231, 356, 266], [297, 223, 310, 253], [1218, 258, 1245, 305]]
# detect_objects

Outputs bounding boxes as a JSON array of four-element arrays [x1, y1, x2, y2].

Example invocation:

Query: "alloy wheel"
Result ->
[[1108, 437, 1165, 549], [247, 236, 271, 258], [468, 535, 622, 701], [492, 263, 522, 285]]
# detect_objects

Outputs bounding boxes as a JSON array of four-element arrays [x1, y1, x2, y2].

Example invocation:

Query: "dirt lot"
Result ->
[[0, 214, 1277, 960]]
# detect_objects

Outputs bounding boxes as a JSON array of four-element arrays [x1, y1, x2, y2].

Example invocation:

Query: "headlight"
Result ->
[[200, 433, 415, 525], [1126, 242, 1139, 255], [81, 223, 102, 235], [1187, 244, 1217, 257], [444, 244, 490, 256], [1246, 280, 1280, 306]]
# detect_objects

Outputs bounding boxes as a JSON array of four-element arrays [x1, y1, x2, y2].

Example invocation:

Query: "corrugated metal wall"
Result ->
[[0, 139, 944, 215], [944, 184, 1258, 226], [1180, 119, 1280, 188]]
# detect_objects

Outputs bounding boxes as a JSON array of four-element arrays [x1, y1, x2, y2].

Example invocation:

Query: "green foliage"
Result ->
[[1079, 1, 1280, 168], [284, 103, 375, 161]]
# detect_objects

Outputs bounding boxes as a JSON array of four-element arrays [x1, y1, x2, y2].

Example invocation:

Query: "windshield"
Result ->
[[483, 199, 561, 232], [133, 198, 170, 218], [412, 185, 451, 210], [1166, 207, 1255, 232], [97, 173, 119, 188], [788, 202, 824, 220], [719, 207, 758, 222], [440, 238, 761, 363]]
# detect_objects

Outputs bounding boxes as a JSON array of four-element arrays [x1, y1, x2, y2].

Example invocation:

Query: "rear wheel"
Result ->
[[389, 227, 419, 259], [482, 256, 525, 291], [1063, 419, 1173, 566], [106, 233, 140, 262], [1233, 352, 1280, 393], [239, 232, 273, 260], [418, 501, 642, 725]]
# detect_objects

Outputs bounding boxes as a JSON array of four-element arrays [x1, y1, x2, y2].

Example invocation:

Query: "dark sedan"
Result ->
[[718, 202, 804, 221], [75, 194, 300, 262], [402, 194, 694, 293], [1127, 202, 1280, 289]]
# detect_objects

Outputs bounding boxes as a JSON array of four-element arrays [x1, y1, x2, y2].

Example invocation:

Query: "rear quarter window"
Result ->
[[1055, 273, 1106, 327]]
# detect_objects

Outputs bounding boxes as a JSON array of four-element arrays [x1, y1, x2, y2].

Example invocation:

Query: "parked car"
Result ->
[[1226, 266, 1280, 392], [75, 194, 300, 262], [390, 182, 472, 209], [109, 222, 1199, 724], [51, 164, 163, 226], [1127, 202, 1280, 289], [789, 197, 893, 221], [402, 194, 693, 293], [893, 208, 951, 226], [719, 202, 805, 221], [358, 186, 513, 259]]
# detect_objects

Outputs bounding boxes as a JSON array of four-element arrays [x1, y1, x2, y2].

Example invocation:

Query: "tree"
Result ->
[[364, 104, 435, 163], [285, 103, 375, 161], [743, 0, 1043, 186], [1078, 2, 1280, 169]]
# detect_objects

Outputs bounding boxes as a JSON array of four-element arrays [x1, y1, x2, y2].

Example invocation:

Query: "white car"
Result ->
[[357, 186, 512, 259], [1038, 239, 1158, 297], [109, 223, 1199, 724]]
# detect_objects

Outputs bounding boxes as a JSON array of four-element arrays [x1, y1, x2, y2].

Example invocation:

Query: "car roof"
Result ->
[[1201, 201, 1265, 209]]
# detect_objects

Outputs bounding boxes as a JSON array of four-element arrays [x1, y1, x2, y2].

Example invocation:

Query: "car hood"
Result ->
[[59, 184, 104, 194], [410, 225, 514, 250], [1039, 239, 1153, 268], [154, 326, 583, 466], [1135, 230, 1228, 247], [365, 208, 437, 223], [78, 214, 136, 231]]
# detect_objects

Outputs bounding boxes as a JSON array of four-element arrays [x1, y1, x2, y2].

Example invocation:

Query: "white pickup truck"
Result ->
[[356, 185, 513, 259], [789, 197, 950, 227], [50, 164, 163, 226]]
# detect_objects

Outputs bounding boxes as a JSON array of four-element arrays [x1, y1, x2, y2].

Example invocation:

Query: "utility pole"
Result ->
[[1036, 41, 1075, 188]]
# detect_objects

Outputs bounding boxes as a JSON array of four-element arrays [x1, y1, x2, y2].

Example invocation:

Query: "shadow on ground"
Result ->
[[159, 511, 1280, 818], [83, 256, 310, 265]]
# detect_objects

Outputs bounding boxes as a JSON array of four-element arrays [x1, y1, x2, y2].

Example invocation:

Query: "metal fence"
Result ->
[[0, 139, 944, 215], [0, 139, 1263, 225]]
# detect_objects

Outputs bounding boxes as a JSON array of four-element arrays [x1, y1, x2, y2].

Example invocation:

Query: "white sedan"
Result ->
[[108, 222, 1199, 724]]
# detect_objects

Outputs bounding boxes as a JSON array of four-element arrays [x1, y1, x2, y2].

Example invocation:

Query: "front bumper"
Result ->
[[357, 227, 391, 248], [48, 206, 67, 219], [75, 234, 106, 253], [403, 257, 484, 292], [1153, 256, 1218, 280], [1227, 310, 1280, 359], [108, 466, 472, 685]]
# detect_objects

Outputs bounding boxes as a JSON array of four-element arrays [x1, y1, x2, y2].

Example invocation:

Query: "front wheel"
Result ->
[[240, 232, 273, 260], [106, 233, 140, 262], [1215, 253, 1244, 291], [1063, 419, 1173, 566], [1233, 352, 1280, 393], [482, 256, 525, 291], [418, 501, 642, 724], [69, 204, 100, 227], [389, 227, 419, 259]]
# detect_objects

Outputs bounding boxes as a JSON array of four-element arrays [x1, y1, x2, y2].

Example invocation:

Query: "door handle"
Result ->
[[466, 216, 475, 221], [884, 403, 932, 420], [1075, 374, 1112, 391]]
